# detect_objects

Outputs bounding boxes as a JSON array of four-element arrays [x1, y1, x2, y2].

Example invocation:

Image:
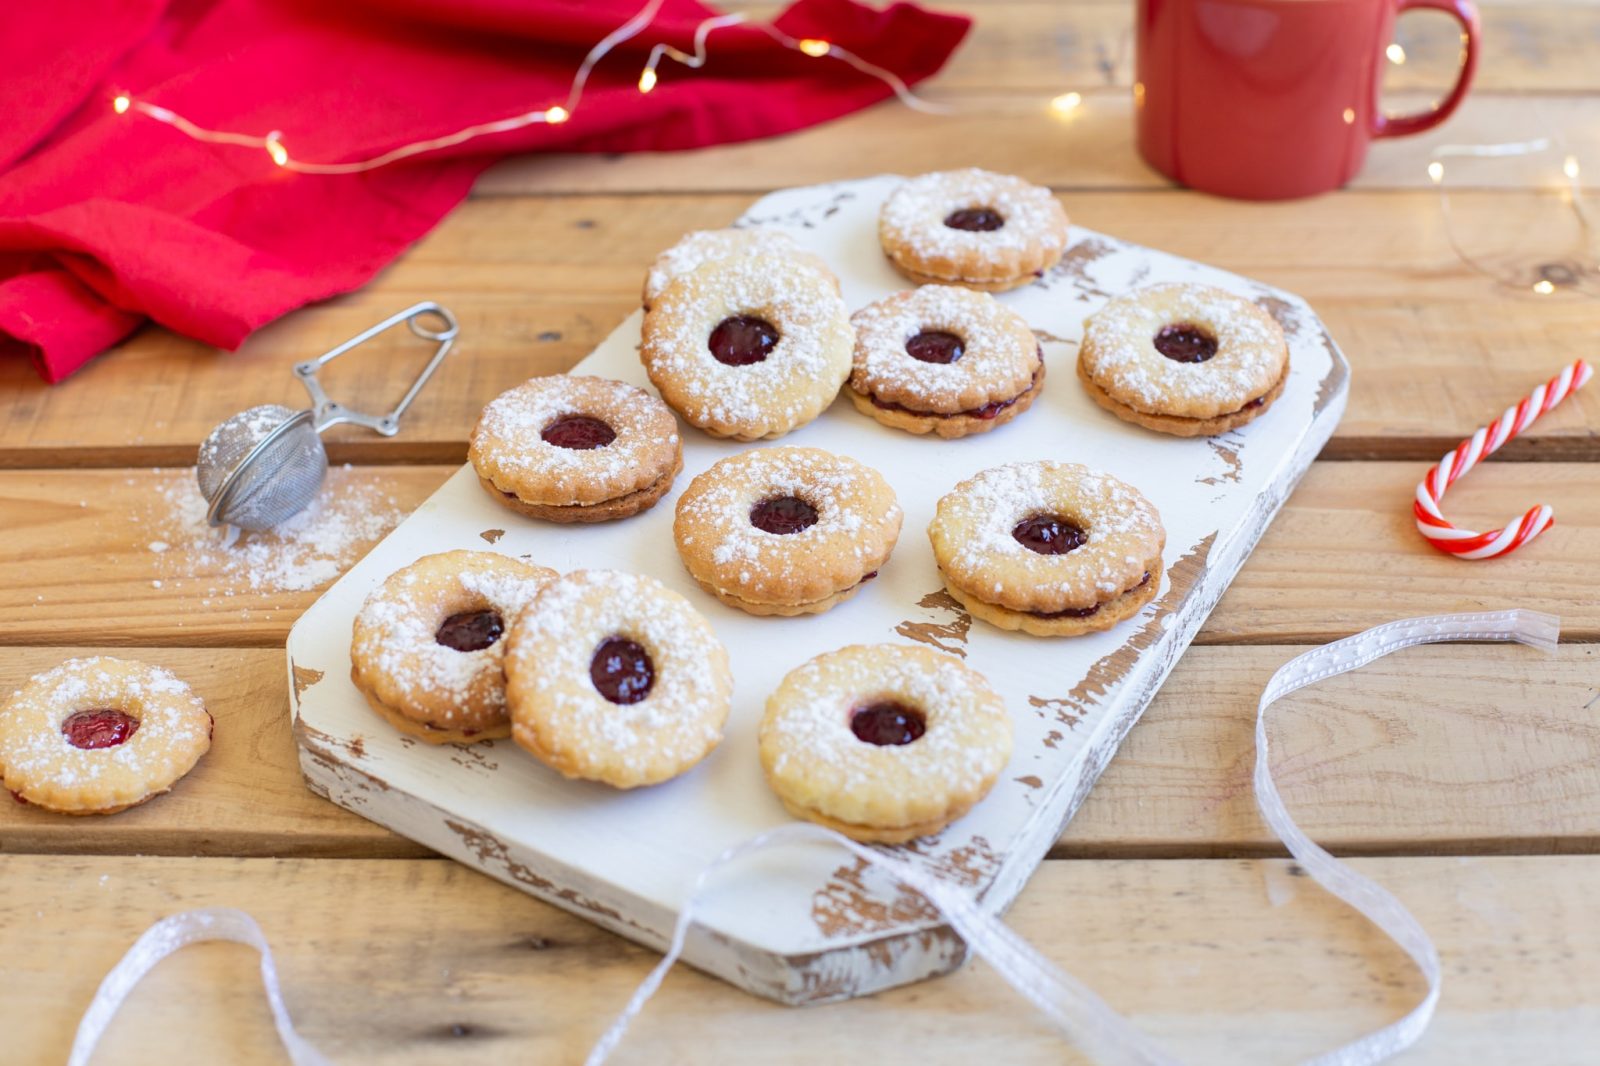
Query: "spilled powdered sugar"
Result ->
[[139, 467, 404, 596]]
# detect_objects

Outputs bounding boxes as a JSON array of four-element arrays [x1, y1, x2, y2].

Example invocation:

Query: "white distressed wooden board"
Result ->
[[288, 175, 1349, 1005]]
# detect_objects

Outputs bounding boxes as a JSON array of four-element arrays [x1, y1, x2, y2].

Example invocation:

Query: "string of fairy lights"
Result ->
[[109, 0, 945, 176], [108, 9, 1591, 296]]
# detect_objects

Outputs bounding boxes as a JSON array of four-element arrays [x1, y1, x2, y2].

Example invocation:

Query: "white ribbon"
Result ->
[[69, 610, 1558, 1066]]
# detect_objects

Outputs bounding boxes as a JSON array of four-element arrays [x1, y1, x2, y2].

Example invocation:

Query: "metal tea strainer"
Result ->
[[196, 302, 459, 531]]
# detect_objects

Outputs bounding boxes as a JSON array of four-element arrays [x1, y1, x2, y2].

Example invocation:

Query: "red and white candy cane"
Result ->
[[1414, 358, 1592, 559]]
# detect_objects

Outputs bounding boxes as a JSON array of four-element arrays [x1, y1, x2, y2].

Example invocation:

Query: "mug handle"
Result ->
[[1372, 0, 1481, 138]]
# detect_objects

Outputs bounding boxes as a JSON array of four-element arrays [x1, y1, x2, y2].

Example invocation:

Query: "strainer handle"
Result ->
[[294, 302, 459, 437]]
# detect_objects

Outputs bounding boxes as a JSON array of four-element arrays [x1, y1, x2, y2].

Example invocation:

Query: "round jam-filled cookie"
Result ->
[[759, 644, 1012, 843], [470, 375, 682, 522], [642, 228, 835, 310], [0, 657, 212, 815], [350, 551, 557, 745], [674, 447, 903, 616], [929, 462, 1165, 637], [1077, 283, 1289, 437], [640, 255, 854, 441], [504, 570, 732, 788], [879, 169, 1070, 292], [847, 285, 1044, 438]]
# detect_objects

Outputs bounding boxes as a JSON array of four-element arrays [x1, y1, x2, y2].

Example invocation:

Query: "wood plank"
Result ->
[[4, 192, 1596, 467], [476, 92, 1600, 195], [1, 461, 1595, 648], [4, 645, 1593, 860], [4, 853, 1597, 1064], [718, 1, 1600, 94]]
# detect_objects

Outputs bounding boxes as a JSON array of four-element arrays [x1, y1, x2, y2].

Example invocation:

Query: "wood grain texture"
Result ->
[[0, 462, 1593, 647], [4, 852, 1597, 1065], [5, 646, 1594, 860], [3, 193, 1596, 467]]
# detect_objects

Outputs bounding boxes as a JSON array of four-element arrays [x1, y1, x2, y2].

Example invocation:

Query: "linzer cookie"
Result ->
[[1077, 283, 1289, 436], [928, 461, 1165, 637], [642, 228, 834, 310], [847, 285, 1044, 438], [0, 657, 212, 815], [641, 254, 854, 440], [673, 447, 902, 616], [758, 644, 1013, 843], [878, 169, 1070, 292], [504, 570, 732, 788], [470, 375, 682, 522], [350, 550, 557, 745]]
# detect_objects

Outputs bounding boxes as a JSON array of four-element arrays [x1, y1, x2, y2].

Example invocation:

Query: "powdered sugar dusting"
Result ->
[[880, 169, 1069, 281], [850, 285, 1039, 411], [140, 468, 404, 595], [644, 228, 802, 305]]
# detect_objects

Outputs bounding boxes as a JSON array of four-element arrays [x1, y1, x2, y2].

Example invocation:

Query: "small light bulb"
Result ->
[[1563, 155, 1580, 181], [544, 106, 570, 124], [1533, 280, 1556, 295], [798, 38, 831, 57], [1386, 43, 1406, 65], [1050, 92, 1082, 115], [638, 67, 658, 94], [1427, 161, 1444, 184], [1342, 107, 1355, 124], [265, 135, 288, 167], [113, 95, 131, 115]]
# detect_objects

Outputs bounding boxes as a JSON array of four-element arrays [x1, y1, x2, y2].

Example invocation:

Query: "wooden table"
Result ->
[[5, 3, 1598, 1062]]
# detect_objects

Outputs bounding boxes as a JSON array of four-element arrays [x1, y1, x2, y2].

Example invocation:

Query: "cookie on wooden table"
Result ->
[[759, 643, 1013, 844], [673, 447, 903, 616], [0, 657, 212, 814], [847, 285, 1044, 437], [878, 169, 1070, 292], [470, 375, 682, 522], [1077, 283, 1289, 436], [504, 570, 732, 789], [640, 254, 854, 441], [928, 461, 1165, 637], [350, 550, 557, 745]]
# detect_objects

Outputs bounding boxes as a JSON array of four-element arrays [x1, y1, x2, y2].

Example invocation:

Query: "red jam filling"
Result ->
[[905, 330, 964, 364], [868, 364, 1041, 421], [541, 414, 616, 450], [943, 207, 1005, 232], [850, 701, 926, 746], [1029, 572, 1152, 618], [1012, 514, 1086, 555], [436, 609, 504, 652], [749, 495, 818, 535], [708, 315, 780, 366], [590, 637, 655, 705], [1153, 323, 1218, 363], [61, 708, 140, 750]]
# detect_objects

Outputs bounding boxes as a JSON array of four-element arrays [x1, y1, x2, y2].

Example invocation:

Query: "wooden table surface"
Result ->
[[6, 2, 1600, 1062]]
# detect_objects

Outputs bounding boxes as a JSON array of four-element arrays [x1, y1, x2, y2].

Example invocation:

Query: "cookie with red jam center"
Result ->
[[1077, 282, 1290, 437], [847, 285, 1045, 438], [878, 169, 1070, 292], [673, 447, 903, 616], [641, 254, 854, 441], [928, 461, 1166, 637], [350, 550, 558, 745], [759, 644, 1013, 843], [0, 657, 212, 814], [504, 570, 732, 788], [470, 374, 682, 523]]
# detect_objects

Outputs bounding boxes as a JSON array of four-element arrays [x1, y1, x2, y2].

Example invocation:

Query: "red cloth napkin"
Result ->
[[0, 0, 969, 382]]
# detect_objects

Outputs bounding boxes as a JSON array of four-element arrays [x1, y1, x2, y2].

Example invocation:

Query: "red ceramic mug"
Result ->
[[1135, 0, 1481, 199]]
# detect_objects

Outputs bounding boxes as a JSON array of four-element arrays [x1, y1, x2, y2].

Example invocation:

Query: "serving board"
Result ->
[[288, 175, 1349, 1005]]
